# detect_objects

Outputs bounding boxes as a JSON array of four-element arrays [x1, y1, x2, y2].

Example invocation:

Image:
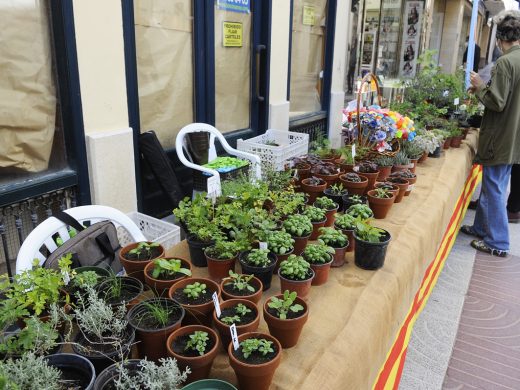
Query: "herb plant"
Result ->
[[224, 271, 256, 293], [128, 242, 161, 259], [205, 240, 241, 260], [267, 231, 295, 255], [220, 303, 252, 325], [243, 249, 272, 267], [314, 196, 338, 210], [113, 358, 189, 390], [318, 227, 348, 248], [303, 206, 326, 222], [185, 331, 210, 356], [346, 204, 373, 219], [354, 219, 388, 243], [344, 172, 363, 182], [71, 270, 101, 290], [393, 151, 411, 166], [302, 244, 335, 264], [304, 176, 326, 186], [372, 188, 393, 199], [374, 155, 395, 167], [279, 255, 312, 280], [334, 213, 357, 230], [283, 214, 313, 237], [240, 338, 274, 359], [0, 353, 61, 390], [267, 290, 304, 319], [183, 282, 207, 299], [150, 258, 192, 279], [327, 183, 346, 196]]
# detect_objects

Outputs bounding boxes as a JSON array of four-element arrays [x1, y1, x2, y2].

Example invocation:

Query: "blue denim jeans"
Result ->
[[472, 164, 512, 251]]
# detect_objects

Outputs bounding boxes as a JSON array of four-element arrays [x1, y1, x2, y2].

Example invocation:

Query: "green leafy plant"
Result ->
[[185, 331, 210, 356], [205, 240, 241, 260], [220, 315, 240, 325], [71, 270, 101, 290], [224, 271, 256, 293], [374, 155, 395, 167], [402, 142, 424, 160], [183, 282, 207, 299], [310, 135, 334, 158], [113, 358, 189, 390], [236, 303, 251, 316], [0, 353, 61, 390], [354, 219, 387, 243], [303, 206, 326, 223], [344, 172, 363, 182], [128, 241, 161, 259], [302, 244, 335, 264], [150, 258, 192, 279], [240, 338, 274, 359], [283, 214, 313, 237], [279, 255, 311, 280], [346, 204, 373, 219], [267, 231, 295, 255], [314, 196, 338, 210], [318, 227, 348, 248], [138, 300, 173, 328], [271, 190, 307, 219], [327, 183, 346, 196], [267, 290, 304, 319], [243, 249, 272, 267], [372, 188, 393, 199], [220, 303, 252, 325], [393, 151, 411, 166], [334, 213, 357, 230]]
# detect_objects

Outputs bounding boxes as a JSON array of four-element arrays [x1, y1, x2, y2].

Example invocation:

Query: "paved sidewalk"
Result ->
[[399, 210, 520, 389]]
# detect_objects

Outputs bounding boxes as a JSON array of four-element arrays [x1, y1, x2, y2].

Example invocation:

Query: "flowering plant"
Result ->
[[342, 105, 416, 153]]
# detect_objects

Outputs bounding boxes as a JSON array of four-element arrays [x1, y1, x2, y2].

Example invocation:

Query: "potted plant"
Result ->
[[263, 290, 308, 348], [166, 325, 220, 383], [267, 230, 295, 270], [339, 172, 368, 195], [323, 183, 347, 212], [317, 227, 349, 267], [278, 254, 315, 299], [94, 358, 189, 389], [391, 151, 412, 173], [450, 127, 464, 148], [367, 188, 396, 219], [386, 177, 409, 203], [143, 258, 192, 296], [402, 142, 423, 172], [168, 278, 221, 326], [212, 299, 260, 348], [374, 182, 399, 201], [390, 169, 417, 196], [220, 271, 263, 304], [204, 239, 242, 282], [310, 162, 340, 186], [303, 206, 327, 240], [119, 241, 165, 282], [334, 213, 358, 252], [353, 219, 392, 270], [342, 193, 368, 211], [127, 297, 185, 361], [282, 214, 313, 255], [346, 203, 374, 219], [97, 275, 144, 308], [374, 155, 394, 181], [413, 132, 441, 161], [72, 287, 135, 374], [356, 161, 379, 193], [300, 176, 327, 204], [313, 196, 339, 227], [238, 249, 277, 291], [336, 147, 355, 172], [228, 332, 282, 390], [291, 158, 312, 184], [302, 243, 335, 285]]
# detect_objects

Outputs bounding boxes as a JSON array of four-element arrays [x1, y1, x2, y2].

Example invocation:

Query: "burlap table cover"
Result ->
[[166, 132, 478, 389]]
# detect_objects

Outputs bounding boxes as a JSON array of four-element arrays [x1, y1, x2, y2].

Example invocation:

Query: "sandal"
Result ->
[[470, 239, 508, 257], [460, 225, 483, 239]]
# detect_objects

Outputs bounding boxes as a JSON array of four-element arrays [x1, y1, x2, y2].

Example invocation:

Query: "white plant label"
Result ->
[[352, 144, 356, 158], [62, 271, 70, 286], [408, 184, 415, 191], [212, 292, 221, 318], [353, 165, 359, 172], [454, 97, 460, 106], [259, 241, 268, 250], [230, 324, 239, 350]]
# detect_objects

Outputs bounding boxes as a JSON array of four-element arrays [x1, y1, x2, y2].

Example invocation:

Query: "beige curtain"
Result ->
[[289, 0, 327, 116], [214, 7, 251, 133], [134, 0, 194, 149], [0, 0, 56, 173]]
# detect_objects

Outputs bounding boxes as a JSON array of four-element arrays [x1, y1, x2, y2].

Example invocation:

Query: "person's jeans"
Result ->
[[507, 164, 520, 213], [472, 164, 512, 251]]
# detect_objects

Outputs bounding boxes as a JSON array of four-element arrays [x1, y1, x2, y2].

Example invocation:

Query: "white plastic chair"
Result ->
[[175, 123, 261, 197], [16, 205, 147, 274]]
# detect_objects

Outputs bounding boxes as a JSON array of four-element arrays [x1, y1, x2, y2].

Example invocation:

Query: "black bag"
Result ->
[[44, 211, 122, 273]]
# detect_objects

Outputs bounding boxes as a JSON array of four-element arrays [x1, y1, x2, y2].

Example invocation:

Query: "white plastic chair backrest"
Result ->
[[15, 205, 147, 274]]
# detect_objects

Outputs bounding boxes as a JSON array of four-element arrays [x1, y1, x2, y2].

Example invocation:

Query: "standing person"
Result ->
[[347, 41, 357, 94], [463, 36, 481, 73], [508, 164, 520, 223], [460, 10, 520, 257]]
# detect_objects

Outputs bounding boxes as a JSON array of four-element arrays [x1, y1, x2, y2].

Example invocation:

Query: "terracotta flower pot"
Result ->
[[143, 258, 192, 297], [374, 182, 399, 202], [278, 268, 315, 300], [213, 299, 260, 349], [127, 298, 185, 361], [314, 204, 339, 227], [168, 278, 221, 326], [292, 234, 310, 255], [307, 254, 333, 286], [404, 175, 417, 196], [443, 137, 452, 149], [273, 248, 294, 273], [119, 242, 165, 282], [312, 172, 340, 187], [387, 179, 409, 203], [391, 164, 413, 174], [409, 158, 419, 173], [96, 276, 144, 309], [220, 275, 263, 304], [301, 178, 327, 204], [204, 251, 238, 283], [377, 166, 392, 181], [167, 325, 220, 384], [263, 296, 309, 348], [309, 217, 327, 240], [367, 190, 396, 219], [330, 244, 348, 267], [359, 171, 379, 193], [336, 160, 355, 173], [335, 225, 356, 253], [294, 163, 311, 184], [417, 151, 428, 163], [228, 332, 282, 390], [450, 135, 463, 148], [339, 174, 368, 195]]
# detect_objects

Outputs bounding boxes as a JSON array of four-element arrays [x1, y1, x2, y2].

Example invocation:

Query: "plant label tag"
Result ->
[[454, 97, 460, 106], [230, 324, 239, 350], [212, 292, 221, 318], [352, 144, 356, 158], [408, 184, 415, 191], [259, 241, 268, 250], [62, 271, 70, 286], [353, 165, 359, 172]]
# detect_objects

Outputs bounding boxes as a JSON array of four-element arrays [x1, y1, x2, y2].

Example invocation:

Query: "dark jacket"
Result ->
[[474, 45, 520, 166], [463, 44, 481, 72]]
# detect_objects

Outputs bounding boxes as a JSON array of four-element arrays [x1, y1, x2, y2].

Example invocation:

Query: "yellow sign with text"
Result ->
[[223, 21, 243, 47], [303, 5, 315, 25]]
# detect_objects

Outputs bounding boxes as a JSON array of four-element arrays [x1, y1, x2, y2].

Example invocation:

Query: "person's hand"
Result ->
[[467, 86, 476, 94], [470, 71, 484, 89]]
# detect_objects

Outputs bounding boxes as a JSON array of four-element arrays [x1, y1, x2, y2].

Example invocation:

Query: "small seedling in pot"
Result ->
[[314, 196, 338, 211], [71, 270, 100, 290], [185, 331, 210, 356], [243, 249, 272, 267], [305, 176, 326, 186], [283, 214, 313, 237], [327, 183, 346, 196], [220, 315, 241, 325], [318, 227, 348, 248], [346, 204, 373, 219], [267, 231, 295, 255], [220, 303, 252, 325], [372, 188, 393, 199], [183, 282, 207, 300], [235, 303, 252, 316], [224, 271, 256, 293], [151, 258, 192, 279], [279, 255, 311, 280], [205, 240, 241, 260], [303, 206, 327, 222], [267, 290, 304, 320], [128, 242, 161, 260], [240, 338, 274, 359]]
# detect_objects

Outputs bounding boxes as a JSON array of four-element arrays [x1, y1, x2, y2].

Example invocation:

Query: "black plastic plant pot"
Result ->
[[45, 353, 96, 390], [72, 327, 135, 375], [75, 265, 113, 278], [353, 230, 391, 270], [342, 194, 368, 210], [323, 188, 347, 212], [96, 276, 144, 307], [186, 235, 215, 267], [238, 251, 277, 291], [93, 359, 141, 390], [429, 146, 442, 158], [182, 379, 238, 389]]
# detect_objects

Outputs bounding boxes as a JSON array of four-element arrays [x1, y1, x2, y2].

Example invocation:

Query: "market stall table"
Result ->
[[166, 132, 478, 389]]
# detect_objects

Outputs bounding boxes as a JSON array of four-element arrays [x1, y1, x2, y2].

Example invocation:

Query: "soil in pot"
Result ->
[[167, 325, 220, 383], [239, 251, 277, 291], [300, 178, 327, 204], [221, 275, 263, 304], [127, 298, 185, 361], [367, 190, 395, 219], [143, 258, 192, 297], [186, 235, 214, 267], [97, 276, 144, 308], [354, 230, 391, 270], [119, 242, 165, 282], [264, 295, 309, 348], [278, 268, 314, 300], [213, 299, 260, 348], [45, 353, 96, 390], [339, 174, 368, 195]]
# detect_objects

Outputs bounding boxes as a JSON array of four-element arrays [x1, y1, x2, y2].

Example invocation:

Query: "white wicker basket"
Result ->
[[120, 212, 181, 251], [237, 129, 309, 171]]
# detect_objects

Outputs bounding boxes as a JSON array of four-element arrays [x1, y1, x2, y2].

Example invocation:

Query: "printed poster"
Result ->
[[223, 21, 243, 47], [399, 1, 423, 77], [217, 0, 250, 14]]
